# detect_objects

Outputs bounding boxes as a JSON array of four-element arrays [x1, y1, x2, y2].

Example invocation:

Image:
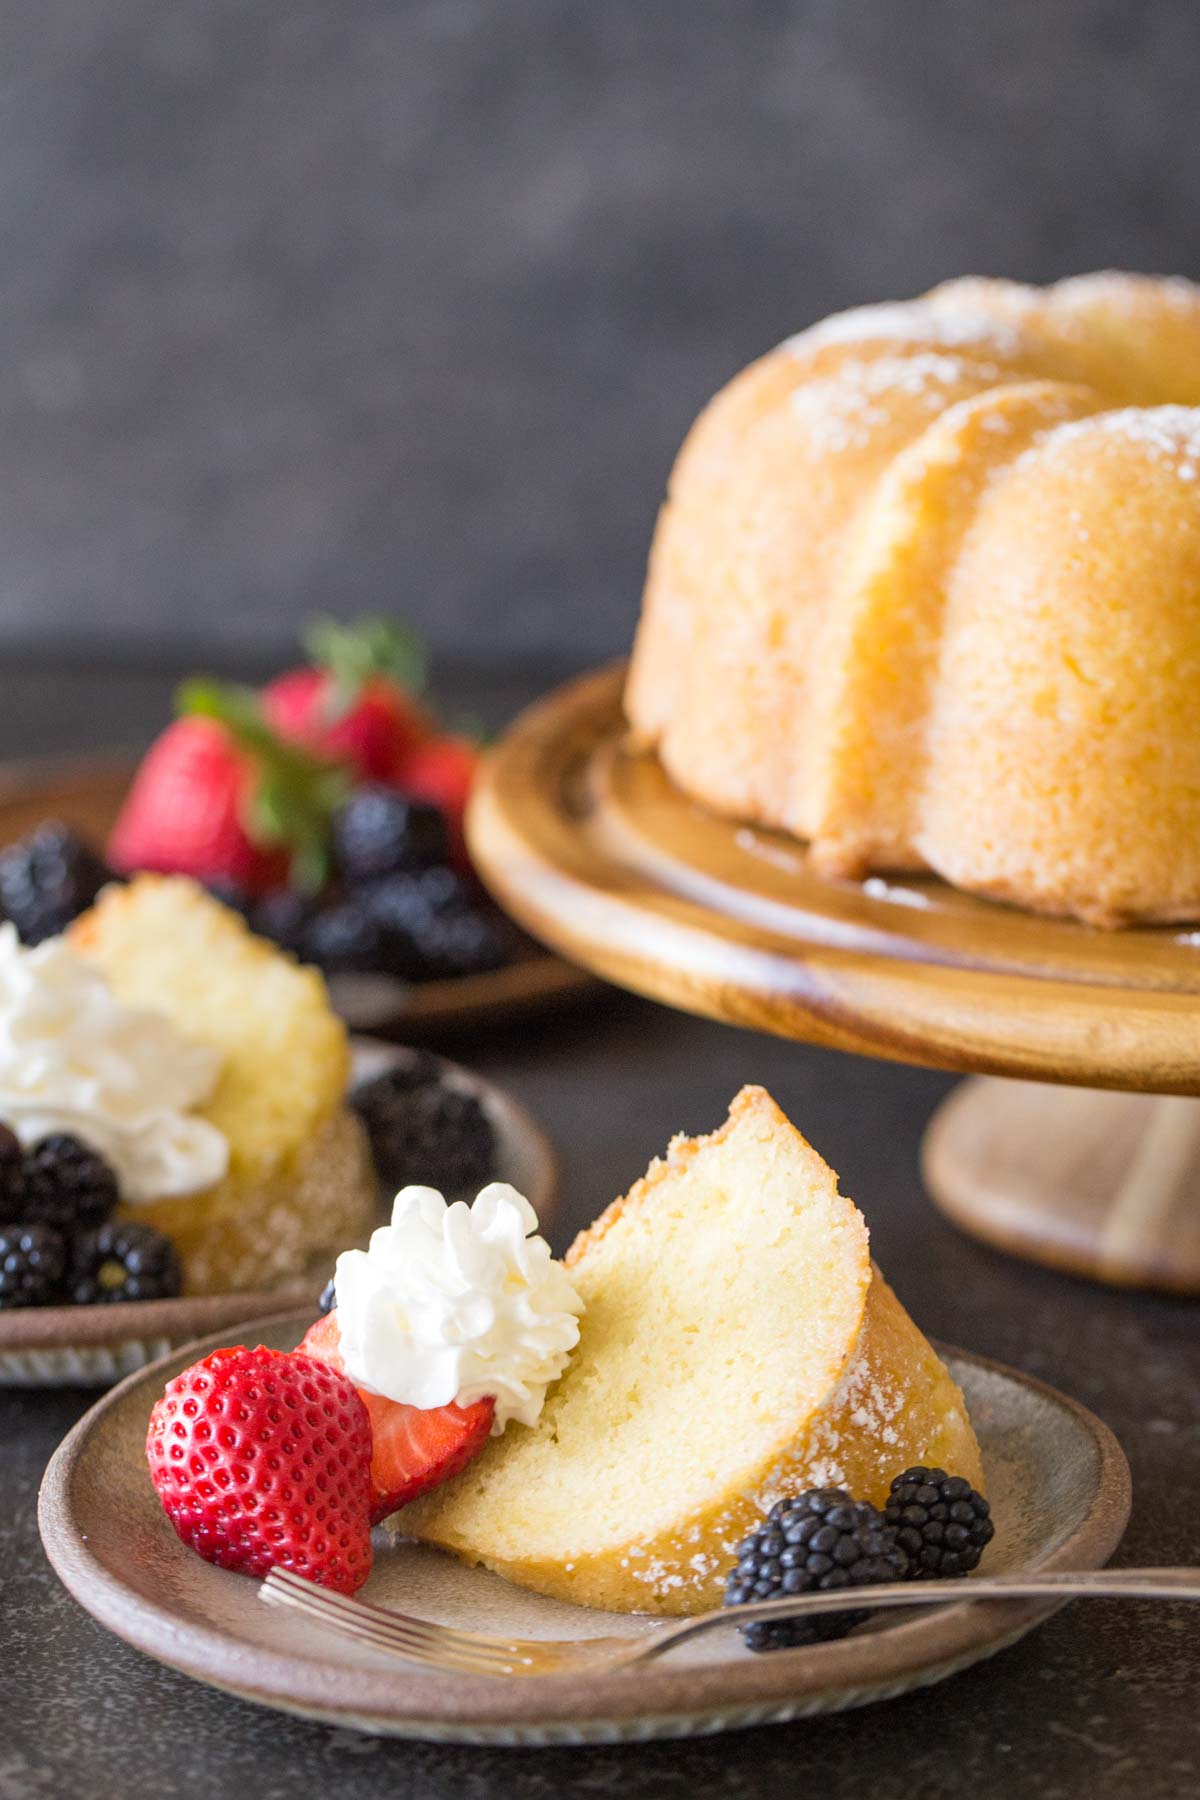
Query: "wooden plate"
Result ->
[[467, 664, 1200, 1094], [38, 1319, 1131, 1745], [0, 753, 594, 1036], [0, 1038, 557, 1387]]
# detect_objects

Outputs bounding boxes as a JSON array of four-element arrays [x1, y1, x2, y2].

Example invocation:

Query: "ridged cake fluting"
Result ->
[[627, 273, 1200, 926]]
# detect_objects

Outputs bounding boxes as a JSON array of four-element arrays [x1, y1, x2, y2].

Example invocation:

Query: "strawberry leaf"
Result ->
[[178, 679, 348, 889], [303, 616, 428, 718]]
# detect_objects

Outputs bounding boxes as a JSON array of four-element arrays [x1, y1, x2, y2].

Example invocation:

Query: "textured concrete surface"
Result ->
[[3, 667, 1199, 1798], [4, 1, 1200, 665]]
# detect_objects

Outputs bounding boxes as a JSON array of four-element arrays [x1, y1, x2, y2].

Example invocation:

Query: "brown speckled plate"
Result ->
[[37, 1327, 1130, 1745], [0, 1038, 556, 1387]]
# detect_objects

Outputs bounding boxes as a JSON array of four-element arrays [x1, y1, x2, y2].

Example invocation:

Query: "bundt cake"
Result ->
[[627, 273, 1200, 928], [394, 1086, 983, 1615]]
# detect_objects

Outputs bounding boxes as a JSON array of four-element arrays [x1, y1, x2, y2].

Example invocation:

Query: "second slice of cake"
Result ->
[[395, 1085, 984, 1614]]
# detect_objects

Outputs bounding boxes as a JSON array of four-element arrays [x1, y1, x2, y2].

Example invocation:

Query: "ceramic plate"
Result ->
[[0, 1039, 556, 1387], [38, 1326, 1130, 1745], [0, 752, 596, 1036]]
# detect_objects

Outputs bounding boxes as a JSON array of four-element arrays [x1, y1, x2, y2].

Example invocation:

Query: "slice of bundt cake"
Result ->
[[70, 875, 376, 1293], [394, 1086, 982, 1614]]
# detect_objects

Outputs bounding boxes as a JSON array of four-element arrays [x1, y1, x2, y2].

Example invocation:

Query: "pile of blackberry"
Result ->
[[0, 801, 516, 986], [236, 786, 518, 982], [724, 1467, 994, 1652], [0, 1124, 180, 1310]]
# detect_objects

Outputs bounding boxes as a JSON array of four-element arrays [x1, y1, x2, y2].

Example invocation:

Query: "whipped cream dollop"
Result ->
[[334, 1183, 584, 1432], [0, 923, 229, 1203]]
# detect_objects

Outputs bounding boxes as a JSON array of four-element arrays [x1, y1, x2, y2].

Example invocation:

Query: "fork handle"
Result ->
[[643, 1568, 1200, 1661]]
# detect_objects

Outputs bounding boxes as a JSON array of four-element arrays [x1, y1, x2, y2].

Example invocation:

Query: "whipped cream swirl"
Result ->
[[334, 1183, 583, 1431], [0, 923, 228, 1203]]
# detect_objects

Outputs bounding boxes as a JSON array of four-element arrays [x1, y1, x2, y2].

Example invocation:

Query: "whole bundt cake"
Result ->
[[626, 273, 1200, 927]]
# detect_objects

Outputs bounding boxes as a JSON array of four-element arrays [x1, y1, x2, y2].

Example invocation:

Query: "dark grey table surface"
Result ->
[[2, 662, 1197, 1800]]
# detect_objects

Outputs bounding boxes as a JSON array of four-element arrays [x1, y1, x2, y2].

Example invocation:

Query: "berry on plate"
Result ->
[[350, 1065, 497, 1194], [356, 866, 512, 980], [22, 1133, 120, 1233], [109, 686, 346, 896], [723, 1488, 910, 1652], [332, 787, 450, 885], [146, 1345, 374, 1593], [299, 1311, 495, 1523], [884, 1466, 995, 1578], [0, 1223, 65, 1308], [262, 617, 432, 782], [0, 822, 113, 946], [69, 1219, 182, 1305]]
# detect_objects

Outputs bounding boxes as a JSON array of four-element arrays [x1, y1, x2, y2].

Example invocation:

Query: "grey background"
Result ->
[[3, 0, 1200, 673]]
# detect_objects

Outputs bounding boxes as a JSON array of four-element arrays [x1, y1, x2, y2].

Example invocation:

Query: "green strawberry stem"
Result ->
[[178, 679, 348, 890], [303, 615, 428, 718]]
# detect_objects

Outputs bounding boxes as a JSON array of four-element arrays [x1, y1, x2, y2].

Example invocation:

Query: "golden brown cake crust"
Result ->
[[627, 273, 1200, 927]]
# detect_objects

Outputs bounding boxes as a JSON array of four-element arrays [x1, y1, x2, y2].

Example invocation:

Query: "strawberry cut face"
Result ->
[[299, 1311, 494, 1523]]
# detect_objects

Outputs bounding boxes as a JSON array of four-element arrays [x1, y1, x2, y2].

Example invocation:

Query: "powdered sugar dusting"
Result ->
[[751, 1339, 907, 1507], [785, 302, 1023, 360], [790, 353, 997, 455], [1023, 404, 1200, 481]]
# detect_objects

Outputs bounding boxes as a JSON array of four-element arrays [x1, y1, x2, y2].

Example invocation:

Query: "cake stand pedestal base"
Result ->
[[922, 1078, 1200, 1294]]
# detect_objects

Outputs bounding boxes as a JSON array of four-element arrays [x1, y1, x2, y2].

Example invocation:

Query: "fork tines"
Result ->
[[259, 1567, 534, 1677]]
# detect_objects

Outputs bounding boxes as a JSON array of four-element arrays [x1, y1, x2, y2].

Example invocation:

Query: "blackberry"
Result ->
[[68, 1219, 181, 1305], [398, 901, 511, 980], [304, 899, 389, 973], [351, 1068, 497, 1194], [318, 1275, 337, 1315], [0, 1123, 27, 1222], [23, 1134, 120, 1232], [884, 1467, 994, 1578], [724, 1488, 910, 1652], [250, 886, 318, 957], [0, 822, 113, 944], [0, 1223, 66, 1308], [333, 788, 450, 884], [359, 869, 511, 980]]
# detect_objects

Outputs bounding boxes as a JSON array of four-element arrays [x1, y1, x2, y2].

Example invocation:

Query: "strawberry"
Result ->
[[393, 733, 481, 864], [299, 1312, 494, 1523], [146, 1345, 374, 1594], [263, 618, 432, 782], [109, 683, 346, 895]]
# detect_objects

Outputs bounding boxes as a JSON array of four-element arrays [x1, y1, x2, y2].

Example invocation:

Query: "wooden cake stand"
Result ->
[[468, 663, 1200, 1295]]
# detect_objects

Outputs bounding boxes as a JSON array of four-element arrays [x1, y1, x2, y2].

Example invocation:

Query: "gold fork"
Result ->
[[260, 1565, 1200, 1678]]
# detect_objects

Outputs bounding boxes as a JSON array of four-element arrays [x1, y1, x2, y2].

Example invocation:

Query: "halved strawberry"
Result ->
[[299, 1311, 494, 1523], [262, 618, 433, 782]]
